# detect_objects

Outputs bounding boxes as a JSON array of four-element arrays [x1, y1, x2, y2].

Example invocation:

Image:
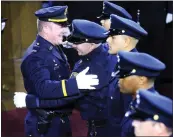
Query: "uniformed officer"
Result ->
[[66, 19, 119, 137], [14, 6, 99, 137], [105, 13, 148, 135], [97, 1, 132, 50], [98, 1, 132, 30], [106, 14, 148, 55], [114, 51, 166, 136], [129, 89, 172, 136], [1, 17, 7, 32]]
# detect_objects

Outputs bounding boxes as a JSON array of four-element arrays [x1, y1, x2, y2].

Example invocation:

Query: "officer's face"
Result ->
[[132, 120, 168, 136], [72, 43, 92, 56], [100, 19, 111, 30], [49, 23, 64, 45], [107, 35, 126, 54], [118, 75, 140, 94]]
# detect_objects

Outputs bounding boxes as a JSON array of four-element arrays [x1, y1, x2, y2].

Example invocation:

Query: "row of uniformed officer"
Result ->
[[13, 2, 172, 137]]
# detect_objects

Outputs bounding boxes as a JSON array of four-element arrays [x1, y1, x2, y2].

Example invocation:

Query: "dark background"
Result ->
[[46, 1, 173, 98]]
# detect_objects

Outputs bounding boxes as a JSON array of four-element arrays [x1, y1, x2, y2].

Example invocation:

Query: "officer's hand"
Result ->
[[13, 92, 27, 108], [76, 67, 99, 90]]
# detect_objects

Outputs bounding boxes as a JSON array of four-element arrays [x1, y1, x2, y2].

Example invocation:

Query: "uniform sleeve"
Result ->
[[25, 94, 83, 108], [22, 56, 80, 99]]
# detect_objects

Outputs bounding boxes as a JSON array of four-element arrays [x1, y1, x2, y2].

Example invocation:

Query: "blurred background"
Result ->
[[1, 1, 172, 137]]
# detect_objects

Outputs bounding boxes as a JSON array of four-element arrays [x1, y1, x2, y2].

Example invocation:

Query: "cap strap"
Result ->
[[48, 18, 68, 23]]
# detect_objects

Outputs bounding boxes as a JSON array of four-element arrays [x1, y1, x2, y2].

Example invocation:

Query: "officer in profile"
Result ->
[[106, 14, 148, 55], [13, 6, 99, 137], [105, 13, 148, 134], [98, 1, 132, 30], [114, 51, 166, 136], [129, 89, 172, 136]]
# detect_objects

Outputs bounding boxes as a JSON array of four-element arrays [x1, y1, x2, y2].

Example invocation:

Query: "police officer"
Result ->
[[114, 51, 166, 136], [105, 13, 148, 134], [14, 6, 99, 137], [66, 19, 114, 137], [1, 17, 7, 32], [98, 1, 132, 30], [129, 89, 172, 136], [106, 14, 148, 55]]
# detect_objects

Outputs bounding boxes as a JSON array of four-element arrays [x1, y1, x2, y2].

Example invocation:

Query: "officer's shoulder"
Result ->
[[22, 52, 45, 67]]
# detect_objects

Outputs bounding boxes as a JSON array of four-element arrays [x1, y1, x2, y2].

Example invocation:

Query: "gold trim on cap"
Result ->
[[48, 18, 68, 23]]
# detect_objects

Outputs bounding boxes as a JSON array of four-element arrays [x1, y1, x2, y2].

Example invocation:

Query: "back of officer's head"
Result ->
[[131, 90, 172, 136], [106, 14, 148, 54], [66, 19, 107, 56], [98, 1, 132, 30], [35, 6, 69, 45], [116, 51, 165, 95]]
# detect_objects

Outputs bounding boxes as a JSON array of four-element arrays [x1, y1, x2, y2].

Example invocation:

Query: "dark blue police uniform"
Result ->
[[21, 6, 81, 137], [128, 89, 172, 136], [105, 13, 149, 136], [114, 51, 166, 137]]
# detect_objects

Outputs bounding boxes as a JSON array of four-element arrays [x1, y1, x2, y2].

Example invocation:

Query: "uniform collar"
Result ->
[[36, 35, 66, 62], [147, 86, 157, 93], [130, 48, 138, 52], [36, 34, 55, 51]]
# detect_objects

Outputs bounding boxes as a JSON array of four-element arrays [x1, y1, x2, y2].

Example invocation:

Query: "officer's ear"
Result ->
[[123, 35, 131, 48], [138, 76, 147, 85], [90, 43, 96, 49], [42, 22, 52, 34], [154, 122, 166, 135]]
